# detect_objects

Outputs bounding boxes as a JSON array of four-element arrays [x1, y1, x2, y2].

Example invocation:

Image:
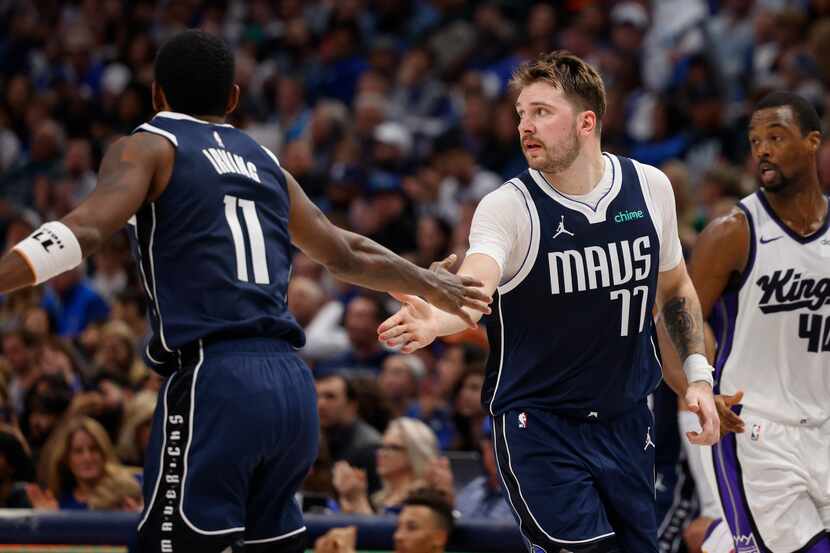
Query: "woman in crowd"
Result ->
[[333, 417, 438, 515], [27, 416, 141, 511]]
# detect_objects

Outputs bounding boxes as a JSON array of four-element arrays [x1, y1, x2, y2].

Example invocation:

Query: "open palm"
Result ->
[[378, 292, 439, 353]]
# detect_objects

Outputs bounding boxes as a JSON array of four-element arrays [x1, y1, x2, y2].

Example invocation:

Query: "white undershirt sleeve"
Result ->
[[641, 164, 683, 272], [466, 184, 528, 286]]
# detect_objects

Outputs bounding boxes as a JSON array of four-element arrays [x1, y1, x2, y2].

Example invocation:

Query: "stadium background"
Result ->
[[1, 0, 829, 551]]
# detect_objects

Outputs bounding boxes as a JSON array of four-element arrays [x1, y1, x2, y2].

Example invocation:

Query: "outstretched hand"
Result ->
[[685, 381, 720, 445], [715, 390, 745, 437], [378, 292, 439, 354], [421, 254, 491, 328]]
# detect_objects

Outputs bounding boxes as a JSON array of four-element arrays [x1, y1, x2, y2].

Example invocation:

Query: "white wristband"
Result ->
[[683, 353, 714, 387], [13, 222, 83, 285]]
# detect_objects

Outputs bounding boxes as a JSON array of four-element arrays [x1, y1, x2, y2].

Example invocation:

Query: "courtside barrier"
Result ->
[[0, 511, 525, 552]]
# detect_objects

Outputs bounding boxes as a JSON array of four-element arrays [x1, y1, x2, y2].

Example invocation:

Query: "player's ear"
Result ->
[[578, 110, 597, 136], [805, 130, 822, 153], [226, 84, 240, 116]]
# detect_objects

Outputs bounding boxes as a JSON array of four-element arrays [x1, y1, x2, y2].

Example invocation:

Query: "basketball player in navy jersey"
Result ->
[[669, 92, 830, 552], [378, 51, 719, 553], [0, 31, 490, 553]]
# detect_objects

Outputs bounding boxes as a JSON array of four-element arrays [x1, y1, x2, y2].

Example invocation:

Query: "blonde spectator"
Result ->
[[28, 416, 141, 511], [334, 417, 439, 515], [116, 390, 156, 467]]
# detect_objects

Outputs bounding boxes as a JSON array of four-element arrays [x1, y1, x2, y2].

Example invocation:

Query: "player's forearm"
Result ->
[[0, 251, 36, 293], [661, 280, 706, 361], [655, 315, 689, 396], [329, 230, 436, 295], [429, 304, 485, 337]]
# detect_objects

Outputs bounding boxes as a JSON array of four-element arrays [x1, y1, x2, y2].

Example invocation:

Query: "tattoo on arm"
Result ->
[[662, 296, 705, 359]]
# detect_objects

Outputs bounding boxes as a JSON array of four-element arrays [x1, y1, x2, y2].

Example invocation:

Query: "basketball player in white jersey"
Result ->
[[684, 91, 830, 552]]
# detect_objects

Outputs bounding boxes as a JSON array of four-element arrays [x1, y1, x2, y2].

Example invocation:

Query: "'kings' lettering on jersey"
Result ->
[[756, 269, 830, 313], [202, 147, 261, 183], [548, 236, 652, 294]]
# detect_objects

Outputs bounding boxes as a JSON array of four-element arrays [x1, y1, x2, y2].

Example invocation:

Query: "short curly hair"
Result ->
[[154, 30, 235, 117], [510, 50, 606, 129]]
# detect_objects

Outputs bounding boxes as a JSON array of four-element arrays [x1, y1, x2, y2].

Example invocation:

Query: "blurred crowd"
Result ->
[[1, 0, 830, 549]]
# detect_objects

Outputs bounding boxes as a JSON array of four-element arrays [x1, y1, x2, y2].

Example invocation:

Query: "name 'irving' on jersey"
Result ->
[[201, 130, 262, 183], [548, 236, 652, 295]]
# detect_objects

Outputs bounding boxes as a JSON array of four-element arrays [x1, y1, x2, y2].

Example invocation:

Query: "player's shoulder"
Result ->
[[700, 204, 751, 242], [694, 204, 751, 268], [476, 178, 527, 210], [631, 160, 673, 194]]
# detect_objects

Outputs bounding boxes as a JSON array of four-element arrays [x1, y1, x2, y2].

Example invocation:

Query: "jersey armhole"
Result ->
[[497, 180, 540, 295], [732, 203, 756, 292]]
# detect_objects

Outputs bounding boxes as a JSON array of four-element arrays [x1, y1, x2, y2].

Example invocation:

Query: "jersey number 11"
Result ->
[[223, 194, 271, 285]]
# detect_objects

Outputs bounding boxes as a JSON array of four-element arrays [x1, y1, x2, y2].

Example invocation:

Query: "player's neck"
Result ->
[[540, 144, 604, 196], [194, 114, 227, 124], [763, 180, 828, 236]]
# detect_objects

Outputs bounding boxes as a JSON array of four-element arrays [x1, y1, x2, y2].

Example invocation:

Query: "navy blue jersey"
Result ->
[[129, 111, 303, 370], [483, 154, 662, 420]]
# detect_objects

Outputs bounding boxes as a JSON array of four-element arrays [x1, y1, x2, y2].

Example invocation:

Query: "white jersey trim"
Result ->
[[137, 123, 178, 147], [498, 179, 540, 295], [488, 294, 506, 417], [137, 375, 174, 531], [244, 526, 307, 544], [260, 145, 281, 168], [147, 204, 173, 353], [527, 153, 622, 224], [179, 341, 246, 535], [155, 111, 234, 128], [632, 160, 662, 258]]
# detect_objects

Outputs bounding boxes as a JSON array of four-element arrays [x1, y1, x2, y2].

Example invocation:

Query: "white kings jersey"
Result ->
[[713, 190, 830, 426]]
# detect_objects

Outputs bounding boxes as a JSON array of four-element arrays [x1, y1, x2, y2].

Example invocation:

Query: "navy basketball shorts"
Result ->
[[492, 402, 657, 553], [137, 338, 319, 553]]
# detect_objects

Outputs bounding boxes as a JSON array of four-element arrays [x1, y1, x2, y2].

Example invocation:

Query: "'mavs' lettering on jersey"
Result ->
[[482, 154, 662, 420], [131, 112, 303, 371], [548, 237, 652, 294]]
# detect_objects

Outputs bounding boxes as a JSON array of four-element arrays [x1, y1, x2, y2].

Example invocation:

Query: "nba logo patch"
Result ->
[[750, 423, 761, 441], [518, 412, 528, 429]]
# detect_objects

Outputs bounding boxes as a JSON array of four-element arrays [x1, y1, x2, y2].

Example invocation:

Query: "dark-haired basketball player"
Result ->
[[686, 91, 830, 553], [0, 30, 490, 553]]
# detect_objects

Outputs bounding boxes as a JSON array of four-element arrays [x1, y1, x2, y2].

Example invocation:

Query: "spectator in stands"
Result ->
[[412, 215, 453, 270], [317, 295, 391, 375], [28, 416, 141, 511], [92, 321, 144, 387], [2, 328, 38, 415], [288, 275, 349, 365], [20, 374, 73, 465], [315, 487, 454, 553], [334, 417, 438, 515], [0, 426, 34, 508], [115, 390, 155, 468], [33, 337, 83, 392], [450, 365, 486, 452], [454, 418, 512, 521], [378, 354, 424, 419], [42, 266, 110, 338], [109, 290, 147, 346], [316, 372, 382, 492]]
